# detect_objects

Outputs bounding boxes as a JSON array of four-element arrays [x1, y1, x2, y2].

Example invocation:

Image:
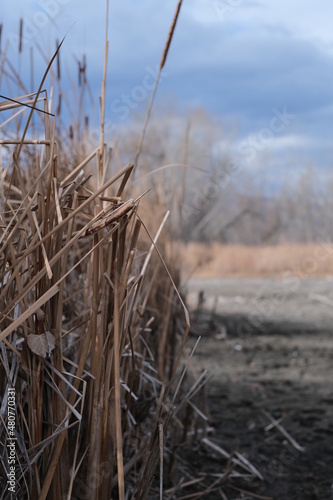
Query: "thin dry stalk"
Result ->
[[262, 410, 305, 453], [98, 0, 109, 186], [0, 7, 267, 498], [134, 0, 183, 171]]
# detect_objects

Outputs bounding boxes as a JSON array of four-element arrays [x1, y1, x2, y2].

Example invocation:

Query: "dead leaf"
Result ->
[[27, 332, 56, 358]]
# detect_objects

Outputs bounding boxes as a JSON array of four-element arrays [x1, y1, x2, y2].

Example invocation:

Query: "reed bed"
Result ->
[[0, 88, 195, 499], [182, 242, 333, 278], [0, 4, 269, 499]]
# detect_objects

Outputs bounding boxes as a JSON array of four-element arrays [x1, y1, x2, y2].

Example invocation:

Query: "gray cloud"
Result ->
[[2, 1, 333, 170]]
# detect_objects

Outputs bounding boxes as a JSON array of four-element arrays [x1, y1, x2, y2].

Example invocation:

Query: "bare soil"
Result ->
[[181, 277, 333, 499]]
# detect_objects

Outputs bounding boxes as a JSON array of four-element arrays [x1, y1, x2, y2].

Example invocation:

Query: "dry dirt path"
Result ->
[[184, 277, 333, 499]]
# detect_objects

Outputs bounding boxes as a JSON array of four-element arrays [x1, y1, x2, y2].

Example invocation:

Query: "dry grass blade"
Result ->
[[159, 422, 164, 500], [202, 437, 264, 481], [98, 0, 109, 186], [226, 484, 273, 500], [262, 410, 305, 453], [0, 5, 263, 498], [0, 285, 59, 343], [134, 0, 183, 170], [59, 146, 99, 186], [114, 277, 125, 500], [172, 335, 201, 404], [16, 36, 66, 161]]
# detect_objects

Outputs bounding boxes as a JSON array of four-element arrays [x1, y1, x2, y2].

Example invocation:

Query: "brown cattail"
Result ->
[[57, 93, 62, 116], [56, 39, 61, 80], [160, 0, 182, 70], [19, 18, 23, 53], [30, 46, 34, 91]]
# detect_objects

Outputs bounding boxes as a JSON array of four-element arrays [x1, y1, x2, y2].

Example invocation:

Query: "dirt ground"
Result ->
[[181, 277, 333, 499]]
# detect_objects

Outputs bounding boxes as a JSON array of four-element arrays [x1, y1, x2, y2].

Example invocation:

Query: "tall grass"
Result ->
[[0, 4, 272, 499], [0, 88, 191, 498], [0, 4, 200, 499], [182, 242, 333, 278]]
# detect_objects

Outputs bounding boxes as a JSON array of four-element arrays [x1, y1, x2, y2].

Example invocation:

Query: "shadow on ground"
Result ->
[[182, 278, 333, 499]]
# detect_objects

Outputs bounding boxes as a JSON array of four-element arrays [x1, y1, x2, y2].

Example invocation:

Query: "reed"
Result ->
[[0, 4, 267, 499], [181, 241, 333, 278], [0, 6, 193, 499], [0, 87, 194, 500]]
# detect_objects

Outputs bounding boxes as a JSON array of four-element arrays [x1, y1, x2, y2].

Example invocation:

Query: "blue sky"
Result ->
[[2, 1, 333, 174]]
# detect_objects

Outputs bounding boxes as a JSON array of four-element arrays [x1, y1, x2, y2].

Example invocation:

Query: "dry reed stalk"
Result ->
[[133, 0, 183, 171], [1, 83, 196, 497], [0, 7, 267, 498], [181, 241, 333, 278]]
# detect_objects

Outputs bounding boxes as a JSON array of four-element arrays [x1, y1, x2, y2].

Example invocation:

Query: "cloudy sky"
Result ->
[[2, 1, 333, 176]]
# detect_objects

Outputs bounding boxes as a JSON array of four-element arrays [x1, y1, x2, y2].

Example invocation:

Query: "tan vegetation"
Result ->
[[181, 242, 333, 278], [2, 4, 267, 500], [0, 4, 210, 500], [2, 2, 327, 498]]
